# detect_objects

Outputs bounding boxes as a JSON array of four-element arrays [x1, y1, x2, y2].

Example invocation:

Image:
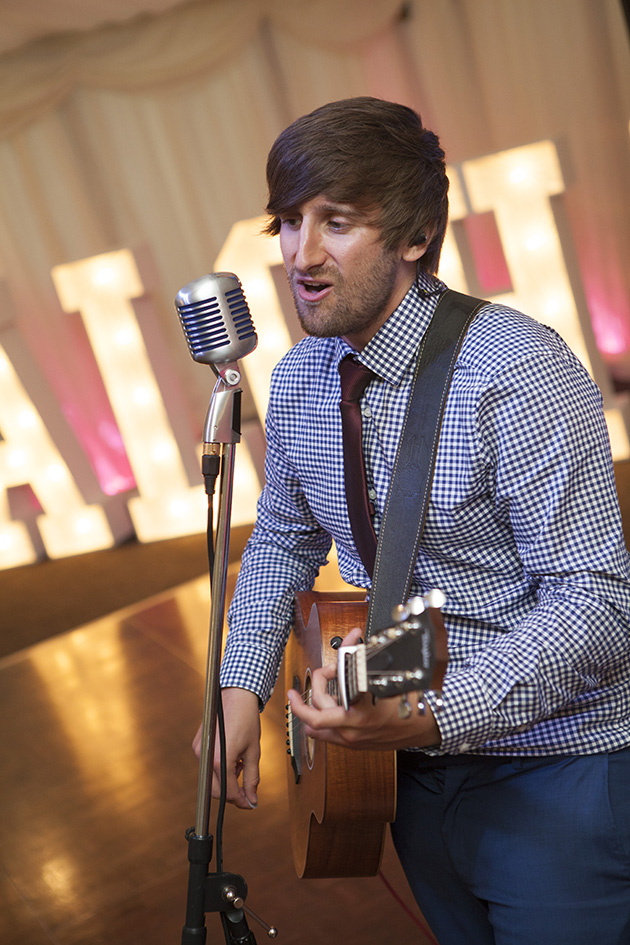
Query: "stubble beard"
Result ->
[[288, 249, 401, 340]]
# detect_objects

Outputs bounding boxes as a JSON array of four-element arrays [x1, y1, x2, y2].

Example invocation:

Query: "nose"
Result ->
[[294, 220, 326, 272]]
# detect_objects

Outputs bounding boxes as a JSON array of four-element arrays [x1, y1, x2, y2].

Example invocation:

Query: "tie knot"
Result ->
[[339, 356, 376, 404]]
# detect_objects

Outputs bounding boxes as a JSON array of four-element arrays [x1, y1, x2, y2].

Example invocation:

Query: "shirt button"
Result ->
[[368, 488, 377, 501], [362, 405, 372, 418]]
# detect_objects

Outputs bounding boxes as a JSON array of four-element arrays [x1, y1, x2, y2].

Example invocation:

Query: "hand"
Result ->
[[287, 628, 441, 751], [192, 687, 261, 810]]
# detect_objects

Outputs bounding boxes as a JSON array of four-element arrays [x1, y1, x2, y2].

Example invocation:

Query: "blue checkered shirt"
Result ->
[[221, 272, 630, 756]]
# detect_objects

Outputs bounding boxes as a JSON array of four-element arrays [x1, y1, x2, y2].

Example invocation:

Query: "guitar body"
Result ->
[[285, 591, 397, 879]]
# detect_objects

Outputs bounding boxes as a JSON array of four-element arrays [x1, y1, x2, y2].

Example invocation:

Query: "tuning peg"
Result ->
[[398, 694, 412, 719], [391, 602, 409, 624], [406, 596, 427, 617], [392, 596, 428, 626], [375, 627, 398, 646], [424, 588, 446, 609]]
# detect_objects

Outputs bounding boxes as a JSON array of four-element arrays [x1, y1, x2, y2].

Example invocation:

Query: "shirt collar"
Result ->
[[334, 270, 446, 386]]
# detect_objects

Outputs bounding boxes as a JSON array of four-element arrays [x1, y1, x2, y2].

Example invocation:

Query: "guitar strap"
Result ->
[[366, 289, 486, 636]]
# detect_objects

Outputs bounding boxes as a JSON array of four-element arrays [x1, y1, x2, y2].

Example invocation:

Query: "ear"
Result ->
[[402, 234, 430, 262]]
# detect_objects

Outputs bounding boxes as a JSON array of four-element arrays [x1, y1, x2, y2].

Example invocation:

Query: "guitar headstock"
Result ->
[[337, 589, 447, 712]]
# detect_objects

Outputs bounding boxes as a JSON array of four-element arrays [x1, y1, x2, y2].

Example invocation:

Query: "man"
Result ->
[[195, 97, 630, 944]]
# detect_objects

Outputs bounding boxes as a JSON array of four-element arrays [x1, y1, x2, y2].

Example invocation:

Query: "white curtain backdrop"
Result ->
[[0, 0, 629, 488]]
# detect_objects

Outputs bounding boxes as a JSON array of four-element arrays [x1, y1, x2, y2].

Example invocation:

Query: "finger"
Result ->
[[210, 726, 260, 810], [241, 750, 260, 809], [212, 754, 254, 810], [288, 688, 349, 730], [309, 667, 340, 709], [318, 662, 338, 679], [301, 725, 347, 746], [192, 721, 203, 759], [341, 627, 364, 646]]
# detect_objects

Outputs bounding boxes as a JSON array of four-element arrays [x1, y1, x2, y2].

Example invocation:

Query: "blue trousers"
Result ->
[[391, 749, 630, 945]]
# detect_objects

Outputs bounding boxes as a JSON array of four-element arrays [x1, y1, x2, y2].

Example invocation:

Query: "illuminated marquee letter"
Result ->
[[214, 217, 294, 420], [462, 141, 594, 368], [52, 251, 210, 542], [52, 250, 261, 542], [0, 346, 115, 568], [441, 142, 629, 460]]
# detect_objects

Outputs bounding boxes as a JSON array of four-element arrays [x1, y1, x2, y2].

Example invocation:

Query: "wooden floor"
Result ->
[[2, 460, 627, 945], [0, 565, 436, 945]]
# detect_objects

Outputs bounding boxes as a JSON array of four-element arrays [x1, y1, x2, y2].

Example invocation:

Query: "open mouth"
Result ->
[[297, 278, 332, 301]]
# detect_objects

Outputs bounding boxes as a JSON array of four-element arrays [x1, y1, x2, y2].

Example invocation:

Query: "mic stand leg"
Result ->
[[181, 375, 275, 944]]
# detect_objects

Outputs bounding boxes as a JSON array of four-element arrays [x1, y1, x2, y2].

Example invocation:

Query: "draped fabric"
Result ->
[[0, 0, 404, 129], [0, 0, 628, 450]]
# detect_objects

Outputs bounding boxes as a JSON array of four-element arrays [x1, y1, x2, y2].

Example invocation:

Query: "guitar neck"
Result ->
[[324, 593, 448, 712]]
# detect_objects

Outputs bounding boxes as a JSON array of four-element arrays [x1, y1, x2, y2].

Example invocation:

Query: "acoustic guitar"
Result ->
[[285, 589, 448, 879]]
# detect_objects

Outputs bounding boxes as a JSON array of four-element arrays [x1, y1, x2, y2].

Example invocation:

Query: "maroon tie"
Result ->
[[338, 356, 378, 576]]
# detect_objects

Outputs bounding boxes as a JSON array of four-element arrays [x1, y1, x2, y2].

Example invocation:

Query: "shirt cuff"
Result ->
[[426, 668, 496, 755], [220, 640, 282, 708]]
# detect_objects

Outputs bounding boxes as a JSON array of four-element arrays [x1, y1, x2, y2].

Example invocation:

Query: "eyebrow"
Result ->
[[307, 200, 376, 224]]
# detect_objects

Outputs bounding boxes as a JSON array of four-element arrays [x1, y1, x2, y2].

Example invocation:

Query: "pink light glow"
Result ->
[[463, 212, 513, 296], [28, 310, 136, 497], [584, 284, 630, 357], [62, 403, 136, 496]]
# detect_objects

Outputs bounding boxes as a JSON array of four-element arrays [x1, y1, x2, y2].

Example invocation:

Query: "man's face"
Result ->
[[278, 197, 418, 350]]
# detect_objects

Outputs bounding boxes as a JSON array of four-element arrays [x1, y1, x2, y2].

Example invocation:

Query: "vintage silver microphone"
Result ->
[[175, 272, 258, 444], [175, 271, 257, 371]]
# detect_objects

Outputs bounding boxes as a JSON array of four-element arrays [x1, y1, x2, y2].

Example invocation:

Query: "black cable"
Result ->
[[216, 695, 227, 872], [205, 487, 227, 877], [206, 499, 215, 589], [204, 462, 257, 944], [217, 697, 230, 944], [204, 487, 233, 944], [204, 484, 227, 876]]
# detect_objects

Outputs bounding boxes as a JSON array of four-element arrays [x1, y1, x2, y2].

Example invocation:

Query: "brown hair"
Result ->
[[264, 97, 449, 274]]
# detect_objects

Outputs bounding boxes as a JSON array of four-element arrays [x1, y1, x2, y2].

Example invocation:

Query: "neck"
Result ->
[[342, 268, 416, 350]]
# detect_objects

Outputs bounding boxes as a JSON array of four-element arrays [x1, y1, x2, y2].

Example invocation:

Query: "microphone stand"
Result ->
[[181, 363, 276, 945]]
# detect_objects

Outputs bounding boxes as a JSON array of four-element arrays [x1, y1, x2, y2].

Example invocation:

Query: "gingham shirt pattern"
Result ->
[[221, 272, 630, 757]]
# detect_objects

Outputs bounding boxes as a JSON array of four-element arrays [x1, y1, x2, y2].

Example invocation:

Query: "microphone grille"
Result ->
[[175, 272, 257, 364]]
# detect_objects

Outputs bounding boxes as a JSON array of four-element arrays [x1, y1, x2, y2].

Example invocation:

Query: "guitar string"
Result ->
[[285, 682, 340, 740]]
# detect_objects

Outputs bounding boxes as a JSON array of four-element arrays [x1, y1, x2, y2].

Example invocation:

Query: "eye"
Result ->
[[327, 218, 350, 232], [279, 215, 300, 231]]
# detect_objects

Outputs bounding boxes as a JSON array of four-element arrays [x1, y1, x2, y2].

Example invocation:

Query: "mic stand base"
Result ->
[[181, 830, 257, 945]]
